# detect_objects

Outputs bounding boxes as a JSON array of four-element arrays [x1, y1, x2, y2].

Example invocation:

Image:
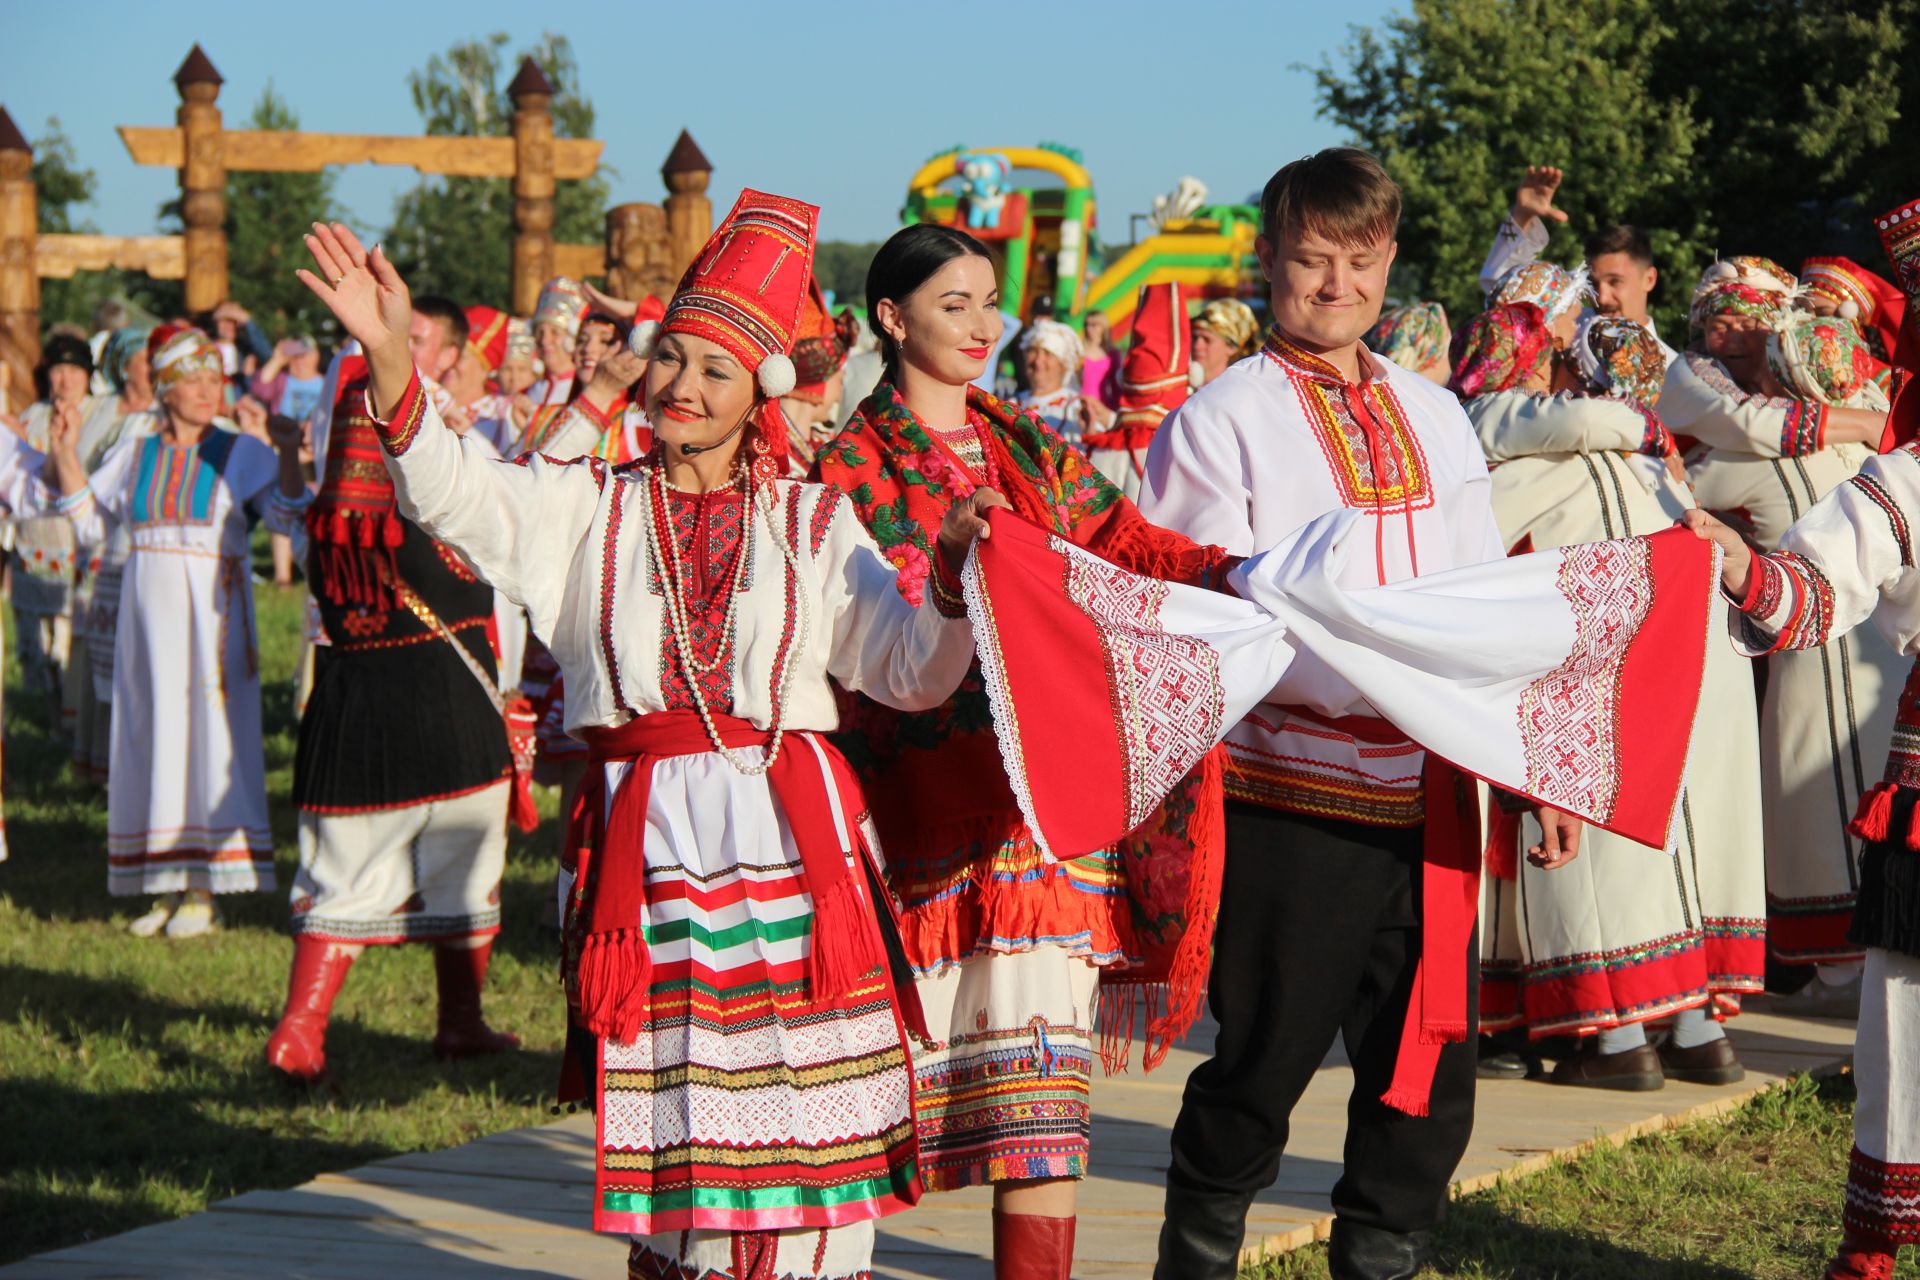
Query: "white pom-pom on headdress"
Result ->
[[1188, 360, 1206, 389], [757, 352, 796, 398], [627, 320, 660, 360], [1839, 299, 1862, 320]]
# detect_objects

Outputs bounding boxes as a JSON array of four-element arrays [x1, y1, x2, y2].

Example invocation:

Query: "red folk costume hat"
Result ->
[[464, 306, 510, 375], [1084, 282, 1190, 455], [1876, 197, 1920, 450], [629, 189, 819, 477], [1801, 256, 1906, 357]]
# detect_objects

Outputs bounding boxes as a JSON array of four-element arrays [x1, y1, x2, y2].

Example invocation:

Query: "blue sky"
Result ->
[[6, 0, 1400, 246]]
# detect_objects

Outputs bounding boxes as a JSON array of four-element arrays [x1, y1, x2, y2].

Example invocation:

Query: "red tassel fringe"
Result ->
[[1851, 782, 1897, 843], [575, 928, 651, 1046], [808, 872, 882, 1001]]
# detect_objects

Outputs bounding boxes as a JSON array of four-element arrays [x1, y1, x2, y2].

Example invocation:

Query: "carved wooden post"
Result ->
[[175, 45, 227, 314], [0, 107, 38, 373], [661, 130, 713, 285], [508, 58, 556, 317]]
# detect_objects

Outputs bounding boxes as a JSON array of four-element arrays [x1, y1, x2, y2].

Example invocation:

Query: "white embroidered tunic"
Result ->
[[1139, 331, 1505, 823]]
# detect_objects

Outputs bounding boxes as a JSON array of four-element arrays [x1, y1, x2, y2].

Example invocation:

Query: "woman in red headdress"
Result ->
[[299, 194, 993, 1280]]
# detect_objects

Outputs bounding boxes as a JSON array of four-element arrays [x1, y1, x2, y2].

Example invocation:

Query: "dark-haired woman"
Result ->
[[815, 223, 1235, 1279]]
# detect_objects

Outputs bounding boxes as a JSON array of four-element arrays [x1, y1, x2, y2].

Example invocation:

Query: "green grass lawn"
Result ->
[[1, 561, 1913, 1277], [1241, 1070, 1920, 1279], [0, 569, 575, 1266]]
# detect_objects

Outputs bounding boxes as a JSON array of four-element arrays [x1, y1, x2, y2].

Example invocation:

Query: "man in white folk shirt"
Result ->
[[1139, 147, 1583, 1280]]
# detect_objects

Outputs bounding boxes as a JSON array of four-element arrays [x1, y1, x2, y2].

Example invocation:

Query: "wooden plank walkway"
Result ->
[[1, 1000, 1854, 1278]]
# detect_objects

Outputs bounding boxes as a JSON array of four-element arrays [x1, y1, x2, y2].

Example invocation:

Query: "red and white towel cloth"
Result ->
[[960, 506, 1722, 1112]]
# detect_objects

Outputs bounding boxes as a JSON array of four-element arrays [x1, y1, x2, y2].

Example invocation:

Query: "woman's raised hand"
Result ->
[[296, 222, 413, 361]]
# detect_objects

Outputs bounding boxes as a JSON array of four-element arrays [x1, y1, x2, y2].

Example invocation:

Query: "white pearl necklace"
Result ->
[[642, 463, 809, 776]]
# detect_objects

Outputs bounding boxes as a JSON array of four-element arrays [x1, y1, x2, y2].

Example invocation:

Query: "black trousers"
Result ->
[[1166, 801, 1478, 1233]]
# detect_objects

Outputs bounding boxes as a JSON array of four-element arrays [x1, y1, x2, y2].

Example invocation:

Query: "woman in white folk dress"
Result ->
[[298, 193, 994, 1279], [42, 328, 309, 936]]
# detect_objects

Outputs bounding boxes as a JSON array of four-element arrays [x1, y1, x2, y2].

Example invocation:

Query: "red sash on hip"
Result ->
[[1278, 706, 1481, 1117], [565, 711, 888, 1046]]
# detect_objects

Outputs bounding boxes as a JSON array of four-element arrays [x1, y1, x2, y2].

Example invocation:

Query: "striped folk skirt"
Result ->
[[590, 751, 920, 1250]]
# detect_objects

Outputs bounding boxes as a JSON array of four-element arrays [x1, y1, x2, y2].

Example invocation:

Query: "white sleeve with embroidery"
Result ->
[[48, 431, 145, 546], [1731, 446, 1920, 658], [1464, 391, 1655, 461], [1137, 399, 1256, 556], [1477, 216, 1549, 299], [374, 379, 601, 637], [1663, 353, 1816, 459], [0, 429, 57, 517], [815, 490, 975, 713]]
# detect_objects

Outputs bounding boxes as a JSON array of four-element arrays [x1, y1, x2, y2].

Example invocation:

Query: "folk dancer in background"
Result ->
[[1084, 282, 1192, 500], [22, 329, 308, 937], [266, 297, 520, 1083], [300, 192, 988, 1280], [1685, 191, 1920, 1280], [1139, 148, 1582, 1280], [1676, 257, 1899, 1015], [1455, 300, 1765, 1088]]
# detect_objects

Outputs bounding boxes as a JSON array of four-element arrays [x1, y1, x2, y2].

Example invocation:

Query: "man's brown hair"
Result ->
[[1259, 147, 1401, 249]]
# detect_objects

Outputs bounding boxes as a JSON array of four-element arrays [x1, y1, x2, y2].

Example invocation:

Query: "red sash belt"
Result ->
[[1279, 705, 1479, 1117], [566, 710, 886, 1045]]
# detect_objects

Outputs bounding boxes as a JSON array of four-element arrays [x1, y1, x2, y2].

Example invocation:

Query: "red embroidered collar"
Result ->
[[1263, 327, 1377, 387]]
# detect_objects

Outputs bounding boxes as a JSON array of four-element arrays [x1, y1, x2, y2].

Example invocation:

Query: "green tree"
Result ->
[[813, 241, 882, 309], [1311, 0, 1920, 337], [1312, 0, 1707, 335], [32, 118, 183, 330], [385, 32, 612, 310], [218, 84, 346, 340]]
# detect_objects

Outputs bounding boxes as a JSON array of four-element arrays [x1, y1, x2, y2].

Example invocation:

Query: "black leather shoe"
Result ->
[[1327, 1220, 1432, 1280], [1153, 1182, 1254, 1280], [1657, 1035, 1745, 1085], [1548, 1040, 1664, 1091]]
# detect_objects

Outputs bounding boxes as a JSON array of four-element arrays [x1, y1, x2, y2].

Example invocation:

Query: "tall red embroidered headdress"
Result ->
[[630, 188, 819, 478], [1802, 255, 1906, 358], [1876, 197, 1920, 450], [465, 305, 510, 376], [1084, 282, 1190, 455]]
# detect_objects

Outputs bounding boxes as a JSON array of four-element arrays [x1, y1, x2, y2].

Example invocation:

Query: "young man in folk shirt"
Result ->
[[1139, 148, 1583, 1280]]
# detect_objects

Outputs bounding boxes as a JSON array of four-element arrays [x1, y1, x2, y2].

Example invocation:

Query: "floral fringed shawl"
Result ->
[[815, 381, 1233, 1069]]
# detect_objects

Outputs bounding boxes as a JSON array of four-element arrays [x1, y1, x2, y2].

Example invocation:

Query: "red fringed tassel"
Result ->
[[574, 929, 651, 1046], [808, 873, 882, 1000], [1851, 782, 1897, 843], [1483, 803, 1521, 882], [1143, 746, 1228, 1072]]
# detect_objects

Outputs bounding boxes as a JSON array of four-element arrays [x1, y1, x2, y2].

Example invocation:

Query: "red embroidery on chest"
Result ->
[[653, 488, 749, 713], [1265, 332, 1433, 513]]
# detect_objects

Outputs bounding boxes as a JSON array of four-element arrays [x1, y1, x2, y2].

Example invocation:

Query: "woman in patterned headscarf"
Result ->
[[32, 329, 311, 937], [1455, 306, 1766, 1090], [1188, 298, 1259, 386], [1364, 301, 1451, 383]]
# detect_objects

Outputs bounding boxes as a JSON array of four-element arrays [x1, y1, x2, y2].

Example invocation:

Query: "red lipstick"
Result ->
[[960, 346, 991, 360]]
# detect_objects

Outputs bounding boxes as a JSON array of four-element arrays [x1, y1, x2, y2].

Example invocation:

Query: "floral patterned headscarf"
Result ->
[[1493, 261, 1588, 322], [1364, 301, 1450, 372], [1571, 314, 1667, 406], [1447, 302, 1553, 399], [1766, 311, 1881, 406], [1689, 256, 1799, 332]]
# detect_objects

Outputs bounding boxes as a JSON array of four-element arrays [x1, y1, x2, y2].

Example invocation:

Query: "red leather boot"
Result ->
[[265, 939, 356, 1082], [992, 1209, 1077, 1280], [431, 940, 521, 1058], [1825, 1232, 1899, 1280]]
